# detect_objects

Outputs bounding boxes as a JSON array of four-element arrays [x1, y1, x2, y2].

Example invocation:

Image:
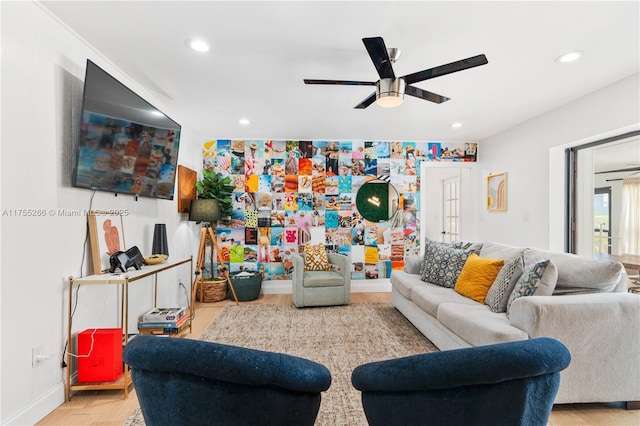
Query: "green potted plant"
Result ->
[[194, 169, 235, 301], [195, 169, 234, 225]]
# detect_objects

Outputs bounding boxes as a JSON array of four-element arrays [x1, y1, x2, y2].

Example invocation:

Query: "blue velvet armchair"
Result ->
[[351, 337, 571, 426], [123, 335, 331, 426]]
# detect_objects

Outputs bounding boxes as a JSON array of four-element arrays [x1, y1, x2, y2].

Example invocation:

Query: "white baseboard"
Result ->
[[351, 279, 392, 292], [261, 280, 292, 294], [4, 381, 65, 425], [261, 279, 391, 294]]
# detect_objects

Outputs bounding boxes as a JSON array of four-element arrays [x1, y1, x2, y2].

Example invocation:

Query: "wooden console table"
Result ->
[[65, 257, 193, 401]]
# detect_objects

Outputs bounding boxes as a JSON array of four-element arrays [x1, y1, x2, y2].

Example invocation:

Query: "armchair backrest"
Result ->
[[351, 337, 571, 426], [123, 335, 331, 426]]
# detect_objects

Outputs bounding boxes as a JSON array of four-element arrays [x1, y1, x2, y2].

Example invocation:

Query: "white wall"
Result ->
[[0, 2, 203, 424], [476, 73, 639, 250]]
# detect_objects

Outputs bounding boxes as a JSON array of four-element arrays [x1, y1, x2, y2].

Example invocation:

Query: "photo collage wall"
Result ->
[[203, 139, 477, 280]]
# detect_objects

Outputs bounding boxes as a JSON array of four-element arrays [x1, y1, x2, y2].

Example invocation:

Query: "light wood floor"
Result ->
[[38, 293, 639, 425]]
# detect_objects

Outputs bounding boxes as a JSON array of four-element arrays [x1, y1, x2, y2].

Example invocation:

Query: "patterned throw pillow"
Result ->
[[485, 257, 524, 313], [303, 244, 333, 271], [419, 239, 463, 276], [506, 259, 557, 317], [420, 240, 474, 288]]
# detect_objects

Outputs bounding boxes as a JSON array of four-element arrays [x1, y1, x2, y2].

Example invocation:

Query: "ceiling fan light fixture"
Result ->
[[376, 93, 404, 108], [304, 37, 488, 109], [376, 78, 405, 108]]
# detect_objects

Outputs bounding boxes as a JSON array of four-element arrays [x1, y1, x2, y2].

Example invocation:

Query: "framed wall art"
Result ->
[[487, 172, 507, 211], [88, 212, 126, 274]]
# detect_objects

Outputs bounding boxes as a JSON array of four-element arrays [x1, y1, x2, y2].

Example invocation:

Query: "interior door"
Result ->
[[421, 165, 473, 247], [442, 176, 460, 242]]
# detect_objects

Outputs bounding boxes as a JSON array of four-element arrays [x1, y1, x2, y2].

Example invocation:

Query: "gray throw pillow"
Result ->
[[420, 240, 474, 288], [485, 257, 524, 313], [506, 259, 558, 317]]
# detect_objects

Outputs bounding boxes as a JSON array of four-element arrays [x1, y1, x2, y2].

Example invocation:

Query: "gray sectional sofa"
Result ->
[[390, 241, 640, 407]]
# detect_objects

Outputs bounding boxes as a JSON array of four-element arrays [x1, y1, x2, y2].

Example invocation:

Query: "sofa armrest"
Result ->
[[509, 293, 640, 341], [327, 253, 348, 274], [291, 253, 304, 281], [291, 253, 304, 305], [509, 293, 640, 403], [327, 253, 350, 291]]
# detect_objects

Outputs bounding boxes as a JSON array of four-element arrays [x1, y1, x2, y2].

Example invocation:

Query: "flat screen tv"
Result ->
[[73, 59, 181, 199]]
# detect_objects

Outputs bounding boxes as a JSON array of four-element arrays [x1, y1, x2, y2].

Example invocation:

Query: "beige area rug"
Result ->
[[124, 303, 437, 425]]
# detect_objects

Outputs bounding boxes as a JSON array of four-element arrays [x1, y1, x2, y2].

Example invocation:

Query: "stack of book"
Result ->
[[138, 307, 189, 335]]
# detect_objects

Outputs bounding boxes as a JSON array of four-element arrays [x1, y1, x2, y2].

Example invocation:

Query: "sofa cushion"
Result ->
[[479, 241, 525, 261], [411, 283, 478, 318], [302, 270, 345, 287], [506, 260, 558, 316], [420, 240, 475, 288], [454, 253, 504, 303], [437, 303, 529, 346], [391, 270, 426, 300], [485, 257, 524, 313], [525, 249, 624, 294]]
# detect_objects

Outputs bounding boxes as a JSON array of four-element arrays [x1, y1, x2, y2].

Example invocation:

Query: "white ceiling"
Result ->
[[42, 1, 639, 143]]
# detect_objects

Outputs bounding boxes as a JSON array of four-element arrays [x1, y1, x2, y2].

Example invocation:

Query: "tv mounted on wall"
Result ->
[[72, 59, 181, 199]]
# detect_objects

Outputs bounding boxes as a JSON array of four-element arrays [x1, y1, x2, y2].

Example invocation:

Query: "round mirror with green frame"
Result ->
[[355, 179, 400, 222]]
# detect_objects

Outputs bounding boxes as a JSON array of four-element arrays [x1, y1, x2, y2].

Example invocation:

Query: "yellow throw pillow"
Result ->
[[455, 253, 504, 303], [304, 244, 333, 271]]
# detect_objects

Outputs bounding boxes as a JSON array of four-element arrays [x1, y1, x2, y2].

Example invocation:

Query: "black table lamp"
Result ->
[[152, 224, 169, 257]]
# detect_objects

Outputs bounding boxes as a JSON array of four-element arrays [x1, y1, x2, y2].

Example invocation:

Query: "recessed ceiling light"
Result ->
[[239, 118, 250, 125], [556, 50, 583, 63], [450, 122, 463, 128], [186, 39, 210, 53]]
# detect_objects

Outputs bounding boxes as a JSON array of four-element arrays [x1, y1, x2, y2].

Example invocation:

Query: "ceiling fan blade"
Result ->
[[405, 85, 450, 104], [304, 79, 376, 86], [362, 37, 395, 80], [354, 92, 377, 109], [403, 54, 488, 85]]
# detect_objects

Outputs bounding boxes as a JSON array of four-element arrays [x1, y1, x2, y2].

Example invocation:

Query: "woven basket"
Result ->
[[197, 278, 227, 303], [228, 272, 262, 301]]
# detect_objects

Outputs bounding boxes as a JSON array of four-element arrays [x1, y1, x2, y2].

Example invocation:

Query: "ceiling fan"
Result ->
[[304, 36, 488, 109]]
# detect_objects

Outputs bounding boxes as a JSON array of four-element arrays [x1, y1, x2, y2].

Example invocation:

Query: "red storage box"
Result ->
[[77, 328, 123, 383]]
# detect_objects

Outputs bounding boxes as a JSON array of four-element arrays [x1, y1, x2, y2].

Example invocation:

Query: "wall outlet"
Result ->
[[32, 345, 45, 366]]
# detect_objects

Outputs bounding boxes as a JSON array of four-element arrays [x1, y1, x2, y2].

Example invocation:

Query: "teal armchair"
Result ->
[[291, 252, 351, 307]]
